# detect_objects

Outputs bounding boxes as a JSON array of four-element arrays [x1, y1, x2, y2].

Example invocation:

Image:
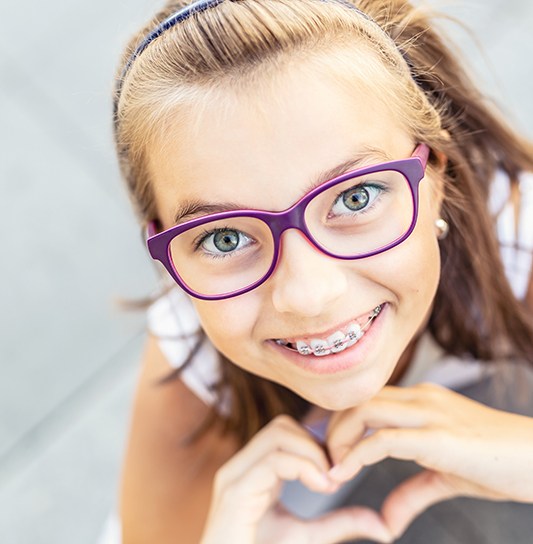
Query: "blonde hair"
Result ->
[[115, 1, 447, 221], [114, 0, 533, 445]]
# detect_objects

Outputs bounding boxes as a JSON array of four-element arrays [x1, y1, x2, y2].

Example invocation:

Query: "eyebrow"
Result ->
[[173, 146, 391, 225]]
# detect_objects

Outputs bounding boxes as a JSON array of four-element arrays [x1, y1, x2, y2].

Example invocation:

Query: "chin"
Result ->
[[299, 377, 386, 411]]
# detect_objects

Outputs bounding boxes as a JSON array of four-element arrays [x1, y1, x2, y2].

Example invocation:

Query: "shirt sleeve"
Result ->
[[492, 170, 533, 299], [146, 286, 222, 407]]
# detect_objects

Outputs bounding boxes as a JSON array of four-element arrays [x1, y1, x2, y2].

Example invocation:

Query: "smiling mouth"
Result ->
[[274, 304, 384, 357]]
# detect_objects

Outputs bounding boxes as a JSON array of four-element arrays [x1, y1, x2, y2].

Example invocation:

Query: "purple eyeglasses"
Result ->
[[147, 144, 429, 300]]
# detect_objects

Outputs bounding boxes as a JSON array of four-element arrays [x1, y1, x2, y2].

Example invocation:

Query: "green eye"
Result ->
[[213, 230, 240, 252], [331, 184, 382, 217], [342, 187, 370, 211], [194, 227, 254, 257]]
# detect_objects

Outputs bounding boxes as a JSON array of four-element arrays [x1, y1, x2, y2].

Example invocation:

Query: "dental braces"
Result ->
[[279, 304, 383, 355]]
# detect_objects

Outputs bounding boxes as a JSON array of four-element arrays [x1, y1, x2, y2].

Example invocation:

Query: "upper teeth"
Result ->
[[328, 331, 346, 353], [296, 341, 313, 355], [277, 305, 382, 357], [310, 339, 330, 357]]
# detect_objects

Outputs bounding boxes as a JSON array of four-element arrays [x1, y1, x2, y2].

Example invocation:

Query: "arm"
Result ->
[[119, 333, 239, 544]]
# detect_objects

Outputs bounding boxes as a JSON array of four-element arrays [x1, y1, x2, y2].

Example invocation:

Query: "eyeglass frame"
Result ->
[[146, 143, 430, 300]]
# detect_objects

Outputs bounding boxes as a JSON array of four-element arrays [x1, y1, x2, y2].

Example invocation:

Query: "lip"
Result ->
[[267, 303, 388, 375]]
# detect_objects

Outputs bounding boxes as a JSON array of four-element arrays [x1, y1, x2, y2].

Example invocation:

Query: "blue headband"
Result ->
[[114, 0, 372, 121]]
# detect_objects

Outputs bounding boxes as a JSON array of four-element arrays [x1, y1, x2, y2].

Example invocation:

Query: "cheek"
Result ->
[[366, 205, 441, 318], [404, 228, 441, 302], [395, 173, 442, 303], [192, 297, 264, 366], [392, 199, 442, 312]]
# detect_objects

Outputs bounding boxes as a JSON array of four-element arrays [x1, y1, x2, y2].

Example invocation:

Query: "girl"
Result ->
[[112, 1, 533, 542]]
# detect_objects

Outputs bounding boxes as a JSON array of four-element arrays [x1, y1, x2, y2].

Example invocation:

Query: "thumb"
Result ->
[[302, 506, 393, 544], [381, 470, 458, 539]]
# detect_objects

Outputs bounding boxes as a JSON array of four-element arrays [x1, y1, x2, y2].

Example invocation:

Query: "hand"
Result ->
[[200, 415, 393, 544], [326, 383, 533, 539]]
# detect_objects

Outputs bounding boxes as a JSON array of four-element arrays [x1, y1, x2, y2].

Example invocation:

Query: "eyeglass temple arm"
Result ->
[[414, 143, 430, 169], [145, 221, 159, 244], [144, 222, 161, 260]]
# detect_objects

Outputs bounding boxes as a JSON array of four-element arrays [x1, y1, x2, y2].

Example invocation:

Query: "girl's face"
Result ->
[[149, 59, 443, 410]]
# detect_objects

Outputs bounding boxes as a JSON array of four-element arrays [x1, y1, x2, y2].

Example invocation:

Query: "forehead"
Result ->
[[148, 52, 413, 227]]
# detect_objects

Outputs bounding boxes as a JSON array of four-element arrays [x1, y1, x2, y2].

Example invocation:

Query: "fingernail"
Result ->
[[374, 527, 394, 544], [328, 464, 347, 482], [315, 471, 335, 489], [329, 460, 364, 483], [391, 526, 404, 540], [325, 480, 342, 494]]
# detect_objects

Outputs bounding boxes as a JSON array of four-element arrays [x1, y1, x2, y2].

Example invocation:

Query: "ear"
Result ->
[[433, 129, 450, 174], [427, 147, 448, 217], [432, 148, 448, 174]]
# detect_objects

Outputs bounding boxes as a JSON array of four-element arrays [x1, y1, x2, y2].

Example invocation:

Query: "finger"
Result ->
[[258, 415, 331, 468], [220, 416, 331, 486], [241, 450, 338, 496], [376, 383, 444, 400], [326, 410, 366, 465], [381, 470, 459, 539], [303, 506, 393, 544], [329, 428, 443, 482], [327, 399, 432, 465], [212, 450, 339, 529]]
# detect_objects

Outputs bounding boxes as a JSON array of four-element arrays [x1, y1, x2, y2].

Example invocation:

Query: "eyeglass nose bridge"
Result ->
[[265, 197, 317, 255], [260, 198, 328, 280]]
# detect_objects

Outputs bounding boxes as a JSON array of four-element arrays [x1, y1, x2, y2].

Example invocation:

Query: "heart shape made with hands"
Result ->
[[262, 454, 454, 542], [258, 419, 461, 544], [254, 384, 517, 544]]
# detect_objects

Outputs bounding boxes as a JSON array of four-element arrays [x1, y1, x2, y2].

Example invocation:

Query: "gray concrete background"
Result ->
[[0, 1, 532, 543]]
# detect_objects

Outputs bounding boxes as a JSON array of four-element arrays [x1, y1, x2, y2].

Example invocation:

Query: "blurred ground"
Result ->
[[0, 1, 532, 542]]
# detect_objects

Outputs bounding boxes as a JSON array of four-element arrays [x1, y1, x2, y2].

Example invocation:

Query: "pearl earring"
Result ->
[[435, 218, 449, 240]]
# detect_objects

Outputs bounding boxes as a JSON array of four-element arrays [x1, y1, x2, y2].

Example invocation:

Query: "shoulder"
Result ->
[[458, 359, 533, 418], [146, 286, 223, 406], [492, 169, 533, 242], [491, 170, 533, 301], [403, 334, 533, 412], [125, 333, 233, 463]]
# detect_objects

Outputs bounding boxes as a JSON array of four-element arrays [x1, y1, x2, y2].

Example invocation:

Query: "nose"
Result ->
[[270, 230, 348, 316]]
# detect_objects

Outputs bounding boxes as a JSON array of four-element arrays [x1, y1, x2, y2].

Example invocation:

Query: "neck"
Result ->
[[387, 336, 419, 385]]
